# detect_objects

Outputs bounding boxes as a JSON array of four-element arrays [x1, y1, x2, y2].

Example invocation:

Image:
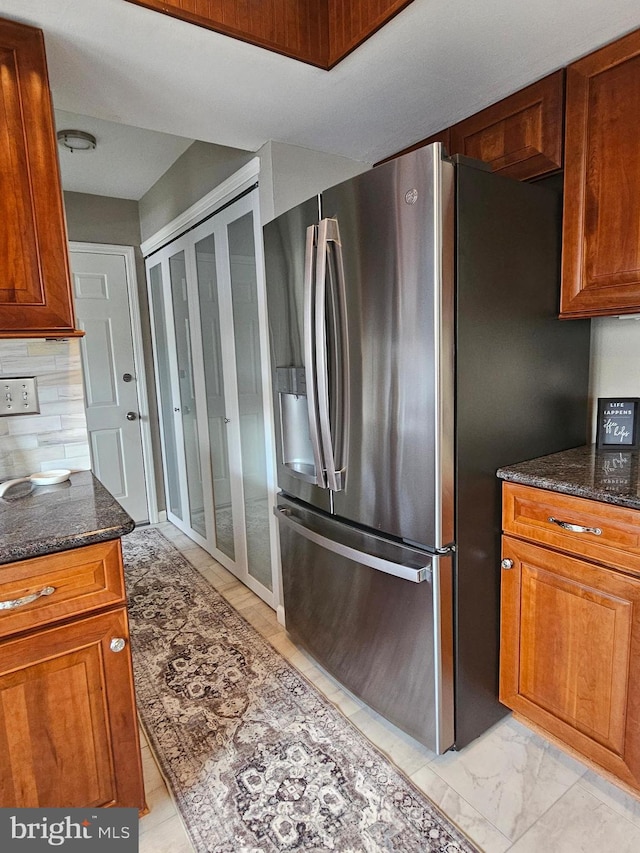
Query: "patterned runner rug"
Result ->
[[123, 527, 479, 853]]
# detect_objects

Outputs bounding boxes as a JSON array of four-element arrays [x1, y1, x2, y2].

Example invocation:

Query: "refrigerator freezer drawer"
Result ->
[[276, 496, 454, 753], [275, 505, 430, 582]]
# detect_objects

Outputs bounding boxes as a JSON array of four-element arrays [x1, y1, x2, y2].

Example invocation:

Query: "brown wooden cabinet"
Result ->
[[0, 17, 79, 337], [381, 71, 563, 179], [0, 540, 146, 810], [561, 29, 640, 317], [500, 481, 640, 794], [449, 71, 564, 180]]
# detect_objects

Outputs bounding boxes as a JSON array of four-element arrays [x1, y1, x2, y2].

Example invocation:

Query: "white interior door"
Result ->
[[71, 246, 153, 524]]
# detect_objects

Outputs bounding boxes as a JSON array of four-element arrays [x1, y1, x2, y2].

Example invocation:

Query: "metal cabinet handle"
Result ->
[[501, 559, 514, 570], [110, 637, 126, 653], [0, 585, 56, 611], [548, 517, 602, 536]]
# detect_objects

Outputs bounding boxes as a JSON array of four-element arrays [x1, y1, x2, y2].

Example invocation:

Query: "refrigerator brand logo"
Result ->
[[0, 809, 138, 851], [404, 188, 418, 204]]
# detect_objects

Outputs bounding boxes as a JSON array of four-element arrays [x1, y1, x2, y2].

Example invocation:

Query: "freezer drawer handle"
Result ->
[[275, 506, 430, 583], [548, 517, 602, 536]]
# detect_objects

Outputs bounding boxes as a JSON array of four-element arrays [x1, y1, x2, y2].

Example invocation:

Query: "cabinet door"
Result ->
[[0, 607, 145, 809], [561, 29, 640, 317], [449, 71, 564, 180], [500, 535, 640, 791], [0, 17, 77, 335]]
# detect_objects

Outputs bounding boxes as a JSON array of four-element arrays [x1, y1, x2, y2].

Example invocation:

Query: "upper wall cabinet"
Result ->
[[0, 17, 79, 337], [449, 71, 564, 180], [382, 71, 564, 180], [560, 29, 640, 318]]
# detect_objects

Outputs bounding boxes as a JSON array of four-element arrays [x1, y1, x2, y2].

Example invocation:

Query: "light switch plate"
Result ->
[[0, 376, 40, 416]]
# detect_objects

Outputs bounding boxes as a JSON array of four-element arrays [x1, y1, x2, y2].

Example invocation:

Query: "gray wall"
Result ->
[[137, 138, 371, 238], [138, 141, 254, 242], [258, 140, 370, 223], [588, 317, 640, 440], [64, 193, 142, 247]]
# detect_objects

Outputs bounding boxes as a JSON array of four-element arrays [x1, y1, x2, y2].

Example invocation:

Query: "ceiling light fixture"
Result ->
[[56, 129, 97, 153]]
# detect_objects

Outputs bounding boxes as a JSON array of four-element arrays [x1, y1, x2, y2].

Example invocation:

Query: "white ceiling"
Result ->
[[2, 0, 639, 200], [55, 109, 193, 199]]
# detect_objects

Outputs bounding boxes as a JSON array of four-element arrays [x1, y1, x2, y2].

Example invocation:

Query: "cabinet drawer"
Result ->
[[502, 482, 640, 574], [0, 540, 126, 638]]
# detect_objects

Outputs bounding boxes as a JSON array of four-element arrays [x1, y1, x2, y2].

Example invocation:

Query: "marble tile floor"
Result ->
[[137, 521, 640, 852]]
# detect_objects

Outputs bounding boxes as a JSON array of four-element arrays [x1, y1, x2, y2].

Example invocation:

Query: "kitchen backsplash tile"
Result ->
[[0, 338, 90, 480]]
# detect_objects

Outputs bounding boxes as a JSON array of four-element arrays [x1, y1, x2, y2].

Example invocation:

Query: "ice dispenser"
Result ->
[[276, 366, 320, 484]]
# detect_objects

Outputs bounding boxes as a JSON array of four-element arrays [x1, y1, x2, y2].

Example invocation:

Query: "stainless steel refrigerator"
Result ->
[[263, 143, 590, 754]]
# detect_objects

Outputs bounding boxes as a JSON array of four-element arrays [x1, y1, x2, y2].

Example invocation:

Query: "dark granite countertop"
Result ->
[[497, 444, 640, 511], [0, 470, 135, 565]]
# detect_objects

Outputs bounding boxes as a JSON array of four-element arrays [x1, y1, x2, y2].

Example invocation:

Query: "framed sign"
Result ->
[[596, 398, 640, 449]]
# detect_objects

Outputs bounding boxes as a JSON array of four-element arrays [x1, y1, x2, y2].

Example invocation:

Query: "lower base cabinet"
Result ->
[[0, 540, 146, 810], [500, 482, 640, 795]]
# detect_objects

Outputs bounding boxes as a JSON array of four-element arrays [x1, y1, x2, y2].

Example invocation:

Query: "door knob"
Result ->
[[123, 373, 133, 382], [126, 411, 138, 421]]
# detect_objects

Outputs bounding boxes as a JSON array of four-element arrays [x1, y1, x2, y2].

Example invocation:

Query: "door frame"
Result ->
[[70, 241, 159, 524]]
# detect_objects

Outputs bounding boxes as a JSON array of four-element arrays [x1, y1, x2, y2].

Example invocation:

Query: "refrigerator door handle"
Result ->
[[275, 505, 431, 583], [315, 217, 349, 492], [303, 224, 327, 488]]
